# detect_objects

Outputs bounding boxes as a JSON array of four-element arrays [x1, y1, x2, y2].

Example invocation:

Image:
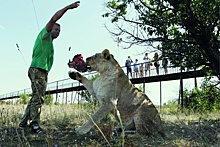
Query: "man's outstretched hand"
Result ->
[[67, 1, 80, 9]]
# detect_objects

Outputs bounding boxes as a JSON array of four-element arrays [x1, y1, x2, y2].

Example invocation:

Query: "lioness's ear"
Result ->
[[102, 49, 110, 60]]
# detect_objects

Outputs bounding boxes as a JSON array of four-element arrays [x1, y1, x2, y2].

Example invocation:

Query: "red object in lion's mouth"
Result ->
[[68, 54, 88, 72]]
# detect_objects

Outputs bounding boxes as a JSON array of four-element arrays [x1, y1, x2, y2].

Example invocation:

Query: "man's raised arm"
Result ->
[[46, 1, 80, 31]]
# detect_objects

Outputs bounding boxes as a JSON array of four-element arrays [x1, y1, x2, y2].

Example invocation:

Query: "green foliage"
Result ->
[[5, 101, 12, 105], [137, 85, 143, 91], [19, 94, 30, 104], [44, 94, 54, 105], [54, 101, 60, 105], [166, 99, 178, 106], [183, 77, 220, 112], [162, 99, 179, 114], [104, 0, 220, 77]]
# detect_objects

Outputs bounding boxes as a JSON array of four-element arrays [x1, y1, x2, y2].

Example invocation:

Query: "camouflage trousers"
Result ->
[[20, 67, 48, 126]]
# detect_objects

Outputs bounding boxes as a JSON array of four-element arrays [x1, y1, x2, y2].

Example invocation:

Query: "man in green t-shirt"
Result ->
[[19, 1, 80, 134]]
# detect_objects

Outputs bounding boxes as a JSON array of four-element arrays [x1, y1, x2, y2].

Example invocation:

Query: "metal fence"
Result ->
[[0, 62, 183, 100]]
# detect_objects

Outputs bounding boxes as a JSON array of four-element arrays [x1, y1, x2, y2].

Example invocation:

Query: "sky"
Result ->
[[0, 0, 203, 105]]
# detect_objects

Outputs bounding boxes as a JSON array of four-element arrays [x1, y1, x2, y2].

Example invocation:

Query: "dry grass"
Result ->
[[0, 103, 220, 147]]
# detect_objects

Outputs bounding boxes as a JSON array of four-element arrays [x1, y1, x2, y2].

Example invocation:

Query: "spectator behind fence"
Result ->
[[125, 56, 133, 78], [133, 59, 139, 78], [162, 56, 169, 74], [139, 63, 144, 77], [153, 52, 160, 75], [143, 53, 151, 76]]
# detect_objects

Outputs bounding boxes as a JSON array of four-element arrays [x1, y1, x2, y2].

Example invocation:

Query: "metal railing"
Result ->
[[0, 62, 188, 100]]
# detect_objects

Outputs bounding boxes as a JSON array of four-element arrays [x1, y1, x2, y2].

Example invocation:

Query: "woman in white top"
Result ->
[[143, 53, 151, 76]]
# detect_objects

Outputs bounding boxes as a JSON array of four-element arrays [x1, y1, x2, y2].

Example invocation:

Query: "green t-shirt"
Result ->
[[30, 27, 54, 72]]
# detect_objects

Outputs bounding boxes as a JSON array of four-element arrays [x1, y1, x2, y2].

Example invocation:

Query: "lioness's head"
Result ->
[[86, 49, 113, 72]]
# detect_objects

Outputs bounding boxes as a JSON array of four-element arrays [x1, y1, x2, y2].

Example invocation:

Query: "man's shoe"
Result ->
[[31, 126, 46, 134]]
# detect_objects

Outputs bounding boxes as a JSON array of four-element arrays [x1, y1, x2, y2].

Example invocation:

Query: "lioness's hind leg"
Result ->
[[125, 120, 136, 130], [75, 104, 114, 135], [134, 104, 163, 135]]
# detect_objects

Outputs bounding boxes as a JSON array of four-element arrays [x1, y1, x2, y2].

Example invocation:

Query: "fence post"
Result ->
[[180, 70, 184, 110], [160, 81, 162, 110], [66, 92, 68, 104], [194, 68, 197, 88], [56, 81, 58, 102], [78, 82, 80, 105], [71, 83, 74, 104]]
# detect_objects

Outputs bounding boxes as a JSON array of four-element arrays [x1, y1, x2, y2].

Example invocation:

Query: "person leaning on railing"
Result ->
[[125, 56, 133, 78], [143, 53, 151, 76], [133, 59, 139, 78], [153, 52, 160, 75], [162, 56, 169, 74]]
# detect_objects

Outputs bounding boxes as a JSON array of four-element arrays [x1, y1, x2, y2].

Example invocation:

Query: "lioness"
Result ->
[[69, 49, 163, 136]]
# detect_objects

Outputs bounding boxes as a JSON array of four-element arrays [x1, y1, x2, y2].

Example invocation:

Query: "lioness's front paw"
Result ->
[[68, 71, 82, 81]]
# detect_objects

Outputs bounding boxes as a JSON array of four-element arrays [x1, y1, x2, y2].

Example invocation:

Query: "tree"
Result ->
[[183, 77, 220, 112], [103, 0, 220, 78]]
